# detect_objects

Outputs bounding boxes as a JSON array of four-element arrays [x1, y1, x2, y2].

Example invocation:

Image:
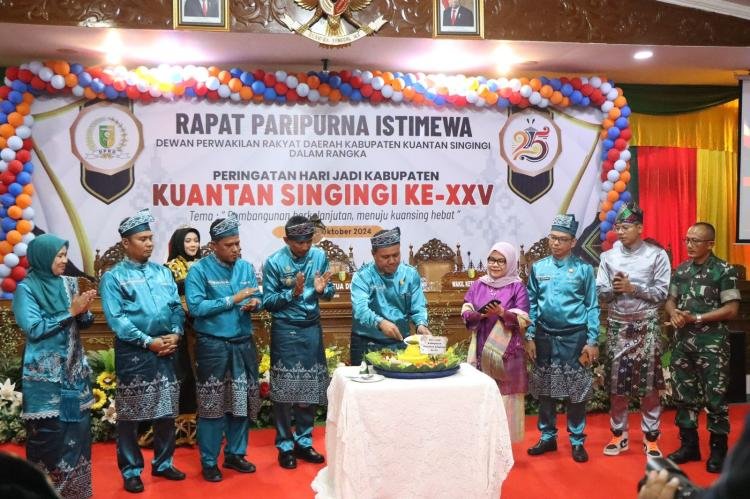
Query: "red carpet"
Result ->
[[1, 404, 748, 498]]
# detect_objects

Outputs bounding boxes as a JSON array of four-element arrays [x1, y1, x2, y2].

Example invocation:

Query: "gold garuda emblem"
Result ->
[[281, 0, 387, 47]]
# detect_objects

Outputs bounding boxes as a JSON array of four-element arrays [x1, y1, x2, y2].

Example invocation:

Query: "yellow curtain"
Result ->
[[696, 150, 750, 269], [630, 101, 738, 152]]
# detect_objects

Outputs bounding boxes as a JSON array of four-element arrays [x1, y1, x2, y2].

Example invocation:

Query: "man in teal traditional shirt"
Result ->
[[524, 214, 600, 463], [99, 208, 186, 493], [350, 227, 431, 365], [262, 215, 334, 470], [185, 214, 262, 482]]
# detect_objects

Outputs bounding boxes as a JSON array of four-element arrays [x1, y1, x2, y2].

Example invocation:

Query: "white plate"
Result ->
[[349, 374, 385, 383]]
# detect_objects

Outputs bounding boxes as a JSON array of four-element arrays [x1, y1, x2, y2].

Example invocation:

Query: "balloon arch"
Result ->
[[0, 61, 633, 296]]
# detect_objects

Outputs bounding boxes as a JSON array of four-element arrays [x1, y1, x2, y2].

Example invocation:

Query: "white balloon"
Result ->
[[28, 61, 44, 74], [607, 170, 620, 182], [600, 82, 612, 94], [23, 115, 34, 127], [13, 243, 27, 257], [194, 66, 209, 82], [520, 84, 532, 98], [465, 91, 478, 104], [391, 91, 403, 103], [371, 76, 384, 91], [381, 85, 394, 99], [0, 149, 15, 162], [149, 87, 162, 98], [72, 85, 85, 97], [0, 161, 6, 172], [230, 92, 241, 102], [14, 126, 30, 140], [136, 81, 149, 93], [602, 180, 614, 192], [509, 79, 521, 92], [3, 253, 19, 268], [22, 207, 34, 220], [6, 136, 22, 151], [600, 191, 610, 202], [38, 67, 54, 82], [22, 233, 35, 244], [50, 74, 66, 89], [360, 71, 373, 84], [475, 97, 486, 107], [275, 71, 287, 82], [296, 83, 310, 97], [619, 150, 632, 161], [0, 264, 10, 277], [614, 160, 627, 171], [590, 76, 602, 88], [205, 76, 220, 91], [539, 98, 550, 108], [217, 84, 231, 98], [601, 101, 614, 112], [285, 75, 299, 89], [607, 88, 619, 101], [308, 89, 320, 102], [529, 92, 542, 105]]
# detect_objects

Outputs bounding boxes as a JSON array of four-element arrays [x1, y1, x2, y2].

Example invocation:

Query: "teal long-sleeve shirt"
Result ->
[[351, 262, 428, 341], [526, 254, 600, 345], [185, 253, 261, 337], [99, 258, 185, 348], [262, 246, 334, 321]]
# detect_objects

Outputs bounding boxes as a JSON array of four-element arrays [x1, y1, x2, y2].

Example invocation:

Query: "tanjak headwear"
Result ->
[[371, 227, 400, 249], [285, 216, 315, 242], [118, 208, 155, 237], [210, 213, 240, 241], [550, 214, 578, 237], [616, 202, 643, 224]]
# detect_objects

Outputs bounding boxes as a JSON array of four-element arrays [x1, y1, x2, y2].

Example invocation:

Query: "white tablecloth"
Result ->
[[311, 364, 514, 499]]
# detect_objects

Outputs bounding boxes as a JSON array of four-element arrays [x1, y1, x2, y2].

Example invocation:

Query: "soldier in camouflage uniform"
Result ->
[[665, 222, 741, 474]]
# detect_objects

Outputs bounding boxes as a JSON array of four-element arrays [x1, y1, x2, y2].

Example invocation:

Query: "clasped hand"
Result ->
[[668, 309, 693, 329], [612, 272, 634, 294], [148, 333, 180, 356]]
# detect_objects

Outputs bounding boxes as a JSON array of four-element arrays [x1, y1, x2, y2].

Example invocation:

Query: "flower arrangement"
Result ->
[[0, 378, 24, 443], [87, 349, 117, 442]]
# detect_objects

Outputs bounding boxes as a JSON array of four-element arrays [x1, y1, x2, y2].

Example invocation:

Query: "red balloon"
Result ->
[[10, 266, 25, 281], [620, 128, 632, 141], [15, 150, 30, 163], [126, 86, 140, 100], [370, 90, 383, 104], [30, 76, 46, 90], [0, 184, 7, 195], [607, 149, 620, 162], [499, 87, 512, 98], [7, 160, 23, 174], [252, 69, 265, 81], [195, 83, 208, 97], [360, 84, 373, 98], [22, 139, 34, 150], [263, 73, 276, 87], [274, 82, 288, 95], [285, 89, 299, 102], [350, 76, 362, 89], [606, 230, 618, 243], [1, 171, 16, 185], [453, 96, 467, 107], [0, 87, 9, 100], [1, 278, 17, 292], [206, 90, 219, 101], [339, 70, 351, 83], [601, 240, 613, 251], [581, 84, 593, 96], [570, 77, 582, 89], [19, 256, 28, 268], [602, 160, 613, 170], [614, 138, 628, 150], [508, 93, 522, 105], [113, 80, 127, 92], [5, 67, 19, 81]]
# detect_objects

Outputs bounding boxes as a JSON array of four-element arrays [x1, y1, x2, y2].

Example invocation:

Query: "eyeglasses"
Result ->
[[684, 237, 713, 245], [614, 224, 636, 233], [487, 257, 506, 265], [548, 234, 573, 244]]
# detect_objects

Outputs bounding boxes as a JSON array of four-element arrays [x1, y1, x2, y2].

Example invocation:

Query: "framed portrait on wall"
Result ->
[[174, 0, 230, 31], [434, 0, 484, 38]]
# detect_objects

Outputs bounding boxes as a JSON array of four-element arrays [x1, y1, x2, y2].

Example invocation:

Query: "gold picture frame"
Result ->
[[434, 0, 484, 39], [174, 0, 230, 31]]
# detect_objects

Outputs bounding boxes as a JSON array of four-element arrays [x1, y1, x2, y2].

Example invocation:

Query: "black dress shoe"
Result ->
[[201, 465, 223, 482], [123, 476, 144, 493], [527, 439, 558, 456], [572, 444, 589, 463], [223, 455, 256, 473], [151, 466, 186, 480], [278, 450, 297, 469], [294, 445, 325, 464]]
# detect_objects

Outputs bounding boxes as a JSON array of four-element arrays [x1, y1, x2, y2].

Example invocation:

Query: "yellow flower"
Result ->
[[91, 388, 107, 410], [325, 348, 336, 360], [259, 353, 271, 375], [96, 371, 117, 390]]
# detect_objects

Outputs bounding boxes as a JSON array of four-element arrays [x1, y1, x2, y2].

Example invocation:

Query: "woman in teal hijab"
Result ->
[[12, 234, 97, 499]]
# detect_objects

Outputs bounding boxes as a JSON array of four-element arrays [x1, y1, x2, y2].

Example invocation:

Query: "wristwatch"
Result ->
[[695, 314, 703, 324]]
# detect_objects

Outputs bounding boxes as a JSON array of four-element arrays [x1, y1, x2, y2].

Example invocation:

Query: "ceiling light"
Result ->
[[102, 30, 123, 65], [633, 50, 653, 60]]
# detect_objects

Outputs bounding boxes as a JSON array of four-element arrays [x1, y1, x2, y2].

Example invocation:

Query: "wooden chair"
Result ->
[[410, 239, 457, 291], [93, 242, 126, 280], [316, 239, 355, 273], [519, 237, 551, 283]]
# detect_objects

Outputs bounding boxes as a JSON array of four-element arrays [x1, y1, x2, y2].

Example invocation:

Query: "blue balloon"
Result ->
[[275, 96, 286, 104], [570, 90, 582, 105], [8, 91, 23, 104], [0, 211, 6, 220], [561, 83, 573, 96], [426, 88, 438, 99], [607, 126, 621, 139], [601, 221, 612, 232], [8, 183, 22, 196], [16, 172, 31, 185], [487, 80, 498, 92], [1, 194, 16, 207], [540, 77, 550, 85], [613, 200, 624, 213], [11, 81, 27, 93], [413, 83, 426, 94], [70, 63, 84, 75], [339, 83, 352, 97], [319, 73, 330, 84], [1, 292, 13, 300], [251, 81, 266, 94], [230, 68, 243, 78], [550, 78, 562, 90], [91, 80, 105, 93], [0, 229, 5, 239], [603, 139, 614, 151], [497, 97, 510, 109], [104, 86, 119, 100], [263, 88, 277, 101], [78, 72, 92, 87], [601, 150, 610, 161], [615, 117, 629, 129], [581, 96, 590, 107], [0, 101, 15, 114], [433, 96, 446, 106], [1, 218, 16, 232], [328, 75, 341, 88], [620, 191, 632, 202], [350, 89, 362, 102], [0, 113, 6, 124], [185, 87, 196, 97], [620, 106, 631, 117], [240, 72, 254, 86], [606, 210, 617, 223]]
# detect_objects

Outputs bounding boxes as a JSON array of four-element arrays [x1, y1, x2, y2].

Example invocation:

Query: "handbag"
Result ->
[[480, 309, 530, 380]]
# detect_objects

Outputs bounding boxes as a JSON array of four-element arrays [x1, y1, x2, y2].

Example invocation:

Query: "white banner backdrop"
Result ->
[[29, 96, 604, 274]]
